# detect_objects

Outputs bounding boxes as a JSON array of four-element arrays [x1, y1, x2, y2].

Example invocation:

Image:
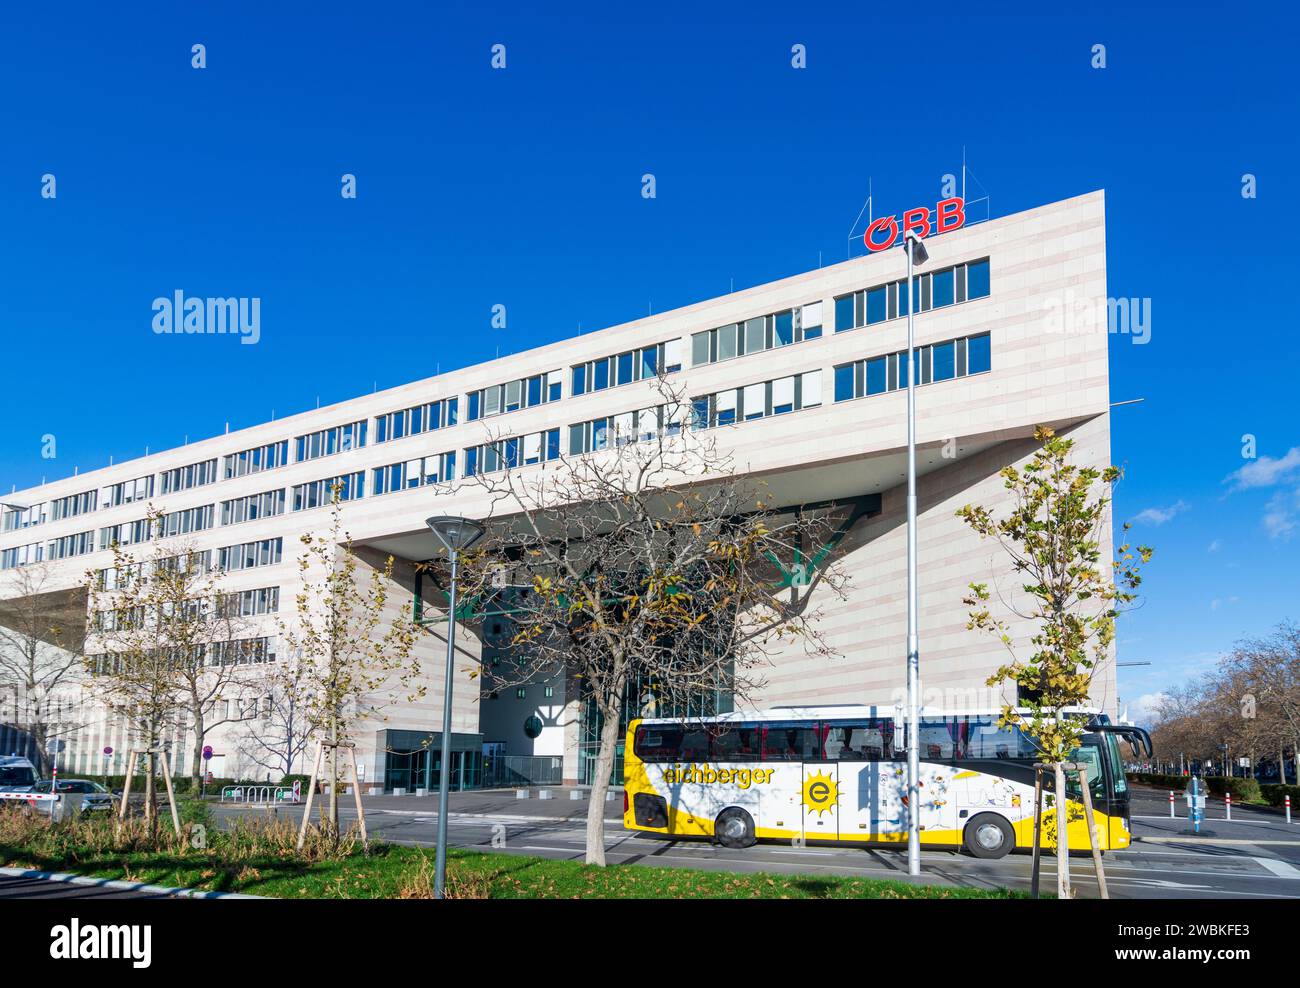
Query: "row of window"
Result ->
[[691, 302, 822, 368], [571, 340, 684, 397], [691, 369, 824, 429], [218, 538, 283, 572], [224, 440, 290, 480], [291, 473, 364, 512], [47, 531, 96, 561], [159, 458, 219, 495], [371, 452, 458, 495], [633, 715, 1039, 764], [835, 257, 990, 332], [833, 332, 992, 402], [6, 275, 1000, 553], [375, 397, 459, 443], [464, 430, 562, 477], [221, 489, 286, 526], [86, 637, 280, 675], [295, 421, 368, 463], [569, 404, 691, 454]]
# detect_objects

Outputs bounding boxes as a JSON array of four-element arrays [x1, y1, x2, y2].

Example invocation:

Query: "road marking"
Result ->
[[1253, 856, 1300, 879], [1140, 836, 1300, 846]]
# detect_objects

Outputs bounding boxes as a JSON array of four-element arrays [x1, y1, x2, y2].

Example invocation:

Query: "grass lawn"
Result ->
[[1, 830, 1019, 899]]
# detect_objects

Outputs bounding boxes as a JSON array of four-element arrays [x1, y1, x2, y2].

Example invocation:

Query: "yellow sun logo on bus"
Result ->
[[802, 771, 839, 815]]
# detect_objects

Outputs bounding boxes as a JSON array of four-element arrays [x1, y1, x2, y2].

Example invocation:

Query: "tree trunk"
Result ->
[[584, 692, 625, 867], [328, 720, 340, 845], [145, 751, 157, 839], [1054, 761, 1071, 899], [190, 706, 205, 794]]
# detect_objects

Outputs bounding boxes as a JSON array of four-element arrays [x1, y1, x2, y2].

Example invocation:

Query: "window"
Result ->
[[692, 303, 821, 367], [294, 421, 367, 462], [219, 586, 280, 617], [220, 489, 286, 526], [524, 715, 544, 739], [98, 518, 153, 550], [468, 373, 559, 421], [823, 719, 896, 760], [210, 637, 277, 666], [223, 440, 289, 479], [691, 369, 822, 429], [1, 542, 44, 570], [157, 505, 214, 538], [159, 459, 218, 495], [572, 341, 680, 396], [218, 538, 283, 572], [371, 452, 457, 495], [2, 502, 47, 531], [834, 332, 991, 401], [516, 687, 527, 699], [104, 476, 153, 509], [49, 489, 97, 522], [464, 430, 560, 477], [835, 257, 991, 332], [45, 531, 95, 561], [291, 473, 364, 511]]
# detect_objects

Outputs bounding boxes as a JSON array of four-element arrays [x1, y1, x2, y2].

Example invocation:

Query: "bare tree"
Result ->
[[84, 506, 254, 825], [451, 379, 850, 865], [234, 657, 312, 781], [0, 563, 87, 774]]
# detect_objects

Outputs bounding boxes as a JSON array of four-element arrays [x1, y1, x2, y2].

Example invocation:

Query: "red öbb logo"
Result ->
[[864, 196, 966, 252]]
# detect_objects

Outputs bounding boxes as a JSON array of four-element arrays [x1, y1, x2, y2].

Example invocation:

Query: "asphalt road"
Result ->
[[207, 783, 1300, 899]]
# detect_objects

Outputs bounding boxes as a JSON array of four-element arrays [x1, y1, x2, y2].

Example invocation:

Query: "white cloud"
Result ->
[[1263, 489, 1299, 542], [1125, 691, 1168, 727], [1224, 446, 1300, 491], [1207, 539, 1221, 552], [1132, 500, 1190, 526]]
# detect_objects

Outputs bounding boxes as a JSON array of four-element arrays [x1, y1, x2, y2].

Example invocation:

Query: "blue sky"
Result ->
[[1, 3, 1297, 718]]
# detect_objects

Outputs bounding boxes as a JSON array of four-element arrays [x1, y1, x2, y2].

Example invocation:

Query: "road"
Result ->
[[209, 784, 1300, 899]]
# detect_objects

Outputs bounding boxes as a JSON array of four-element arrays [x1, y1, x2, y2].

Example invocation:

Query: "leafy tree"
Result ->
[[957, 425, 1151, 897]]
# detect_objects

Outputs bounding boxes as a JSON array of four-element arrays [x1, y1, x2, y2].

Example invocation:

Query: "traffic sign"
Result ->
[[102, 746, 113, 756], [202, 746, 213, 760]]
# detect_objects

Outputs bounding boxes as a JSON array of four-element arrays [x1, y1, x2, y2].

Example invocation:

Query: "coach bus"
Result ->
[[623, 705, 1150, 858]]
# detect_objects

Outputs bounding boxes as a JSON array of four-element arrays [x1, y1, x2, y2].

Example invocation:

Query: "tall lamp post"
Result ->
[[425, 514, 485, 899], [903, 229, 929, 877]]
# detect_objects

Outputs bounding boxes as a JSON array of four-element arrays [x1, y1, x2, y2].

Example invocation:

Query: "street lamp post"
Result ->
[[903, 230, 928, 878], [425, 514, 485, 900]]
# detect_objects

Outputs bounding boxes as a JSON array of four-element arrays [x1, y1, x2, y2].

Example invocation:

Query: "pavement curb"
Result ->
[[0, 866, 264, 899]]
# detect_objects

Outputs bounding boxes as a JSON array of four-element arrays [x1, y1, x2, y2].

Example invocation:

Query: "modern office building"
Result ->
[[0, 190, 1115, 789]]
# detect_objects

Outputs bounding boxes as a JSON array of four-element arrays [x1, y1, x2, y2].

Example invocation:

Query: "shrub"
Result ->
[[1203, 776, 1263, 802], [1259, 784, 1300, 808]]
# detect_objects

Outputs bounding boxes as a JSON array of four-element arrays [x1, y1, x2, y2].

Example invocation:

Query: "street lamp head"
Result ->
[[905, 231, 929, 265], [425, 515, 485, 554]]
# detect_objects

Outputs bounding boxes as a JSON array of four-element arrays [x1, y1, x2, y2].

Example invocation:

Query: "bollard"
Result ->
[[538, 789, 553, 800], [393, 787, 407, 796], [1225, 792, 1232, 821], [1169, 790, 1175, 818], [368, 787, 379, 796], [1287, 794, 1292, 824], [569, 789, 585, 801], [515, 789, 529, 799], [415, 787, 428, 797]]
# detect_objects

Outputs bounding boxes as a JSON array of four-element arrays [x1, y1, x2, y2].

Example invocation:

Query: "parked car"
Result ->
[[0, 755, 38, 792], [23, 779, 117, 815]]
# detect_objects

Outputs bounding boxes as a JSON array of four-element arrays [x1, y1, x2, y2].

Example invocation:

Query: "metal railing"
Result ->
[[481, 755, 563, 789], [220, 784, 299, 805]]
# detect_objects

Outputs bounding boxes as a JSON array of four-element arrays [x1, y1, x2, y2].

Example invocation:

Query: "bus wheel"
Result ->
[[964, 814, 1015, 859], [715, 808, 756, 849]]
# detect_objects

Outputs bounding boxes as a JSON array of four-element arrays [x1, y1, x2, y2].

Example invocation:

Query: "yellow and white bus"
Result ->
[[623, 705, 1150, 858]]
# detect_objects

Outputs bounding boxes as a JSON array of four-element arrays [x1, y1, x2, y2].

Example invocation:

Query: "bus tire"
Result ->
[[964, 813, 1015, 859], [714, 808, 756, 849]]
